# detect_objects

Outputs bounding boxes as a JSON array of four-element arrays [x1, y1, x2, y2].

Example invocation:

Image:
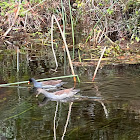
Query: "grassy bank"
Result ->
[[0, 0, 139, 65]]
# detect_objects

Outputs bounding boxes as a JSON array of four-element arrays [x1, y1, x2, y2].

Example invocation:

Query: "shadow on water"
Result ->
[[0, 49, 140, 139]]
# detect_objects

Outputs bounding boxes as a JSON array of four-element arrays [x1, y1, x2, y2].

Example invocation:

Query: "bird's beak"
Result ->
[[36, 93, 39, 97]]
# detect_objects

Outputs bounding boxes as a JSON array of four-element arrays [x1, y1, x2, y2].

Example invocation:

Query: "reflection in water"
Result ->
[[99, 101, 108, 118], [0, 84, 140, 139], [17, 85, 21, 102], [38, 97, 51, 107], [1, 51, 140, 139], [94, 83, 109, 118], [37, 97, 74, 140], [61, 102, 73, 140], [53, 101, 73, 140], [54, 102, 58, 140]]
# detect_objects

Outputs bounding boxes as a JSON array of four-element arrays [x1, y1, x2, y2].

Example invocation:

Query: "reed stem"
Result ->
[[51, 15, 76, 82], [69, 0, 75, 59], [51, 15, 58, 69], [17, 47, 19, 72], [0, 75, 80, 87]]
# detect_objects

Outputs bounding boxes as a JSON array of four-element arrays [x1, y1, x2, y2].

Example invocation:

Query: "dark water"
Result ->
[[0, 51, 140, 140]]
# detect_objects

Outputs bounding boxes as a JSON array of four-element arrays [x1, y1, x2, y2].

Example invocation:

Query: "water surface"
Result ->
[[0, 52, 140, 140]]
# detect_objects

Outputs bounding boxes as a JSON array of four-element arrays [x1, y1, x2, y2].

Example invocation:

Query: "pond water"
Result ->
[[0, 52, 140, 140]]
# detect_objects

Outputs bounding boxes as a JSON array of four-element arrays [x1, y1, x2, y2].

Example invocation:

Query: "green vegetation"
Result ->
[[0, 0, 140, 65]]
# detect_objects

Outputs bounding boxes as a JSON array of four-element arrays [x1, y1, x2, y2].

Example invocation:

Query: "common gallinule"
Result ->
[[36, 88, 80, 100], [28, 78, 66, 89]]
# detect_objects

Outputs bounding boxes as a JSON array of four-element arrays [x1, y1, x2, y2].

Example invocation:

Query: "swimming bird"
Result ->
[[28, 78, 66, 89], [36, 88, 80, 100]]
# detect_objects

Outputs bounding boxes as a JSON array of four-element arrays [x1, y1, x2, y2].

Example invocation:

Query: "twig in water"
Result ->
[[92, 46, 106, 81]]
